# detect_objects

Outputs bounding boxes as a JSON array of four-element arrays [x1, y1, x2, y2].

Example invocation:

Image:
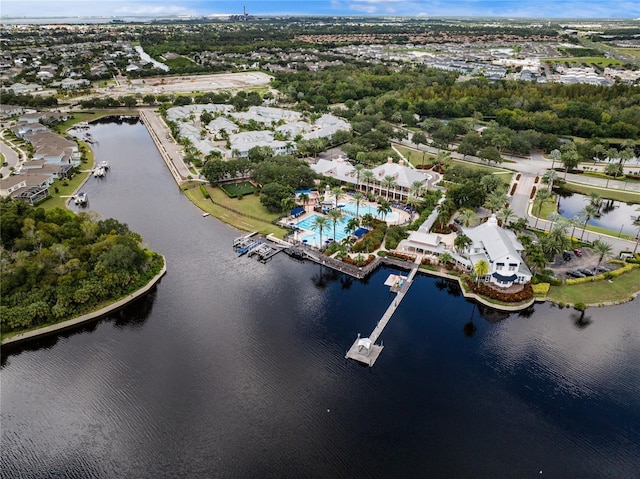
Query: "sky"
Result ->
[[1, 0, 639, 19]]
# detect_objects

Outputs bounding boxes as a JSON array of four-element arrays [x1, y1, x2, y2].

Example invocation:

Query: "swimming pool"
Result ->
[[339, 201, 400, 223], [296, 213, 354, 245]]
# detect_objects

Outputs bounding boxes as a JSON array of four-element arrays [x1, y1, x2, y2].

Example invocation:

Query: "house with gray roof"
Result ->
[[370, 158, 431, 201], [461, 214, 531, 288]]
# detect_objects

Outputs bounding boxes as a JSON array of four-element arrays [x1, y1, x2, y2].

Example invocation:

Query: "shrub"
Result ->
[[516, 173, 521, 180], [510, 183, 517, 195], [465, 279, 534, 302], [530, 186, 536, 199], [532, 283, 550, 297], [199, 184, 210, 199]]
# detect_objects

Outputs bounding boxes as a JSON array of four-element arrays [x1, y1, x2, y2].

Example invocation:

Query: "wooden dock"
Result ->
[[345, 261, 420, 367]]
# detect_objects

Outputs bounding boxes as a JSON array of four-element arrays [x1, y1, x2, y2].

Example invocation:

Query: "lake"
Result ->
[[2, 118, 639, 478]]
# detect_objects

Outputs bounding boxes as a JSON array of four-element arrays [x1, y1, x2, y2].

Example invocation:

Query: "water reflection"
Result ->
[[555, 190, 638, 235]]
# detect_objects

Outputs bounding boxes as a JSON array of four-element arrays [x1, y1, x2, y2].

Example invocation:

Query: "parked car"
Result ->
[[562, 251, 572, 261], [596, 266, 610, 273], [573, 249, 583, 257], [567, 270, 585, 278], [578, 268, 595, 276]]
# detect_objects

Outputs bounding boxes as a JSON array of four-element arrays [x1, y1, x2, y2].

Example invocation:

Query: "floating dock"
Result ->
[[345, 261, 420, 367]]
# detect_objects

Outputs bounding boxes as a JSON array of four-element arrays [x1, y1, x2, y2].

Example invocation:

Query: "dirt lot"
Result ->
[[98, 72, 273, 96]]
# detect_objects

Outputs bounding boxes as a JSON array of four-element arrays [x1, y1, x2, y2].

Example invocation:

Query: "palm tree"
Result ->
[[406, 195, 423, 221], [533, 189, 551, 229], [526, 247, 548, 278], [604, 162, 620, 187], [345, 217, 360, 237], [439, 251, 454, 269], [382, 175, 397, 201], [592, 240, 613, 274], [632, 214, 640, 254], [484, 190, 507, 214], [434, 151, 451, 171], [579, 203, 598, 240], [546, 212, 560, 232], [353, 192, 365, 218], [327, 208, 343, 242], [541, 222, 570, 261], [409, 180, 425, 199], [543, 169, 558, 191], [458, 208, 477, 227], [377, 199, 391, 221], [330, 186, 343, 209], [311, 215, 330, 248], [592, 144, 605, 163], [362, 213, 375, 228], [361, 169, 375, 196], [549, 149, 561, 169], [586, 192, 602, 212], [497, 207, 515, 227], [474, 259, 489, 284], [568, 214, 583, 240], [561, 144, 580, 180], [298, 192, 309, 211], [352, 163, 365, 190], [454, 233, 472, 253], [281, 197, 295, 214]]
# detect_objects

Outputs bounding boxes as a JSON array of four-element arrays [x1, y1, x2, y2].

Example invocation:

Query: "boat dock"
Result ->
[[345, 260, 420, 367], [233, 232, 284, 262]]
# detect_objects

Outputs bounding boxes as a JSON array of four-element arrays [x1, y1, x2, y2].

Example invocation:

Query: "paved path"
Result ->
[[510, 173, 537, 219], [138, 108, 192, 182]]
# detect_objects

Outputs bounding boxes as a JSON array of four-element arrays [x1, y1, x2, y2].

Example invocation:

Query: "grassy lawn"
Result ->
[[614, 48, 640, 59], [561, 181, 640, 205], [546, 57, 624, 67], [547, 266, 640, 306], [182, 183, 288, 237], [219, 181, 258, 197]]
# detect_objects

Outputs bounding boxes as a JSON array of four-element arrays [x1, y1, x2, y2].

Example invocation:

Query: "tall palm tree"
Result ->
[[549, 149, 561, 169], [569, 214, 583, 240], [474, 259, 489, 284], [406, 196, 423, 221], [632, 214, 640, 254], [409, 180, 425, 199], [434, 151, 451, 171], [330, 186, 343, 209], [592, 144, 606, 163], [298, 192, 309, 211], [586, 192, 602, 212], [543, 169, 558, 191], [561, 144, 580, 180], [533, 188, 551, 229], [327, 208, 343, 242], [361, 169, 375, 196], [382, 175, 397, 201], [377, 199, 391, 221], [541, 221, 570, 260], [546, 212, 560, 232], [497, 207, 515, 227], [592, 240, 613, 274], [311, 215, 330, 248], [353, 192, 365, 218], [579, 204, 598, 240], [454, 233, 472, 253], [352, 163, 365, 190]]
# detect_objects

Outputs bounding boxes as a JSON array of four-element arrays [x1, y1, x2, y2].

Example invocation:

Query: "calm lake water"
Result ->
[[2, 119, 639, 478], [556, 191, 639, 236]]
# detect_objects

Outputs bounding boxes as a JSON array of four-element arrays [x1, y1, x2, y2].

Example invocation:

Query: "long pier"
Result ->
[[345, 260, 420, 367]]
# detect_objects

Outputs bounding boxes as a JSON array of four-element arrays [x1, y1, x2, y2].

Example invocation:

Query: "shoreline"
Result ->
[[136, 110, 638, 312], [1, 256, 167, 347]]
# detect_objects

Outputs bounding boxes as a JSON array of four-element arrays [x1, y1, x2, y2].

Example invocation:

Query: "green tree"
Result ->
[[440, 251, 454, 269], [353, 192, 365, 218], [311, 215, 330, 248], [497, 207, 515, 226], [478, 146, 502, 165], [330, 186, 344, 208], [361, 169, 375, 195], [592, 240, 613, 274], [533, 189, 551, 229], [579, 204, 598, 240], [549, 148, 561, 169], [458, 208, 477, 227], [382, 175, 397, 201], [327, 208, 343, 243], [474, 259, 489, 284], [412, 131, 427, 150], [454, 233, 472, 253], [561, 143, 580, 180]]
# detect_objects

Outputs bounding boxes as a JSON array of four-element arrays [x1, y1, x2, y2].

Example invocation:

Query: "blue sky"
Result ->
[[2, 1, 639, 19]]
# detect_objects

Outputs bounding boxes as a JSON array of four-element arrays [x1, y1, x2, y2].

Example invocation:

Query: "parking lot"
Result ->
[[547, 247, 616, 278]]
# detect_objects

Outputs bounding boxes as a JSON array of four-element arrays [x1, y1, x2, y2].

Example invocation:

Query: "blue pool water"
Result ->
[[296, 213, 354, 244], [339, 201, 400, 223]]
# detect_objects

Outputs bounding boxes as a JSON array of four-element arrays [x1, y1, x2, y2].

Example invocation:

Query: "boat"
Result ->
[[99, 160, 109, 170], [74, 192, 88, 205], [93, 166, 105, 177]]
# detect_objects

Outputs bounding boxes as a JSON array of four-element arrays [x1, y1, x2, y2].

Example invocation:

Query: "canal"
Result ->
[[2, 118, 639, 478]]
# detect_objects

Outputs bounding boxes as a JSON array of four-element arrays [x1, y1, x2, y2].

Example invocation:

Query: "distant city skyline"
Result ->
[[2, 0, 639, 20]]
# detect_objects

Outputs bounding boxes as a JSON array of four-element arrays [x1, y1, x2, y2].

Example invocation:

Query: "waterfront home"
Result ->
[[461, 214, 531, 288], [0, 175, 49, 205]]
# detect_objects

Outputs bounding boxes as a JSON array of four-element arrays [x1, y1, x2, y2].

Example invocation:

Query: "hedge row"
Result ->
[[565, 263, 638, 285], [342, 254, 375, 267], [386, 251, 417, 262], [199, 184, 210, 199]]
